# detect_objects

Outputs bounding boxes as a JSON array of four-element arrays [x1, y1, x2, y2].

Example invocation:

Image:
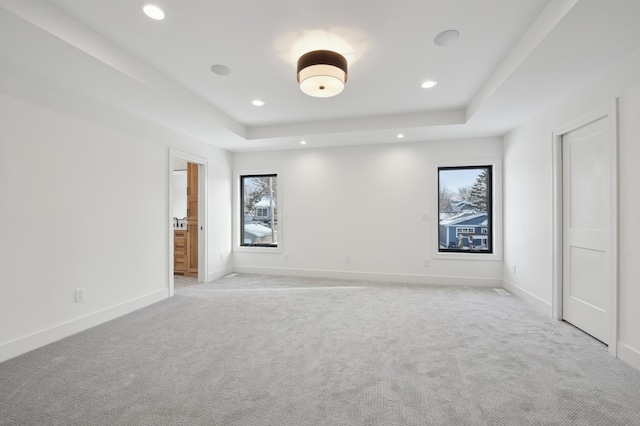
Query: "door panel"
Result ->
[[187, 162, 198, 277], [568, 247, 606, 309], [562, 116, 609, 343]]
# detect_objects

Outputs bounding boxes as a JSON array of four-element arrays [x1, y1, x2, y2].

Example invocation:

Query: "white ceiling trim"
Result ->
[[466, 0, 580, 121]]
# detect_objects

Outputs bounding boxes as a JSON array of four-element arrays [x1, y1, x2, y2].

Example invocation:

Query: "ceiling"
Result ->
[[1, 0, 640, 152]]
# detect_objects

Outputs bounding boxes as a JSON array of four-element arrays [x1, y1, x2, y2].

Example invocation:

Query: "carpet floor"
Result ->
[[1, 274, 639, 425], [174, 275, 198, 289]]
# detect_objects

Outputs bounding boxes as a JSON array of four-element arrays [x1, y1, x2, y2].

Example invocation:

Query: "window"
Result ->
[[240, 174, 278, 247], [438, 166, 492, 253], [456, 227, 475, 235]]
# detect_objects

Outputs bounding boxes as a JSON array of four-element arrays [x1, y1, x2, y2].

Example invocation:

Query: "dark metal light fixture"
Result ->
[[297, 50, 348, 98]]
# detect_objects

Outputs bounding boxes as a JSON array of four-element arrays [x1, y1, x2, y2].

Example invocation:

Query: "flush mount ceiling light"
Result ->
[[297, 50, 348, 98]]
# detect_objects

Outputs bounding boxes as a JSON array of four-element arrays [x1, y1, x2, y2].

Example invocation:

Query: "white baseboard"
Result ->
[[501, 282, 640, 372], [502, 280, 552, 316], [0, 289, 167, 363], [232, 266, 502, 287], [207, 266, 235, 283], [617, 342, 640, 371]]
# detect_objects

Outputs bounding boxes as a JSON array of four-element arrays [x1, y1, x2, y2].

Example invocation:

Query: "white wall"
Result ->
[[233, 138, 503, 286], [503, 48, 640, 369], [172, 170, 187, 220], [616, 80, 640, 369], [0, 89, 233, 362], [201, 143, 234, 281]]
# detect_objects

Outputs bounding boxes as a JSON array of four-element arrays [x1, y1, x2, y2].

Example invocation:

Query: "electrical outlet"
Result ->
[[424, 259, 430, 267], [513, 265, 517, 275], [346, 255, 351, 264], [284, 253, 289, 261], [74, 288, 85, 303], [421, 213, 429, 221]]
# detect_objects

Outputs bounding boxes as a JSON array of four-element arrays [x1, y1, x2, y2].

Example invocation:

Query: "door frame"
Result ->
[[169, 149, 208, 296], [551, 100, 619, 356]]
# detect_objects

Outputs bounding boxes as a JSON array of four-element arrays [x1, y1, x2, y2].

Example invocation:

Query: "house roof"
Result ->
[[244, 223, 274, 238], [2, 1, 640, 151], [439, 212, 487, 226], [255, 196, 276, 208]]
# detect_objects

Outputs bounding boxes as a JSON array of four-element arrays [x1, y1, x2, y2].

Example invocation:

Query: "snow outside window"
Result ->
[[240, 174, 278, 247], [438, 166, 493, 253]]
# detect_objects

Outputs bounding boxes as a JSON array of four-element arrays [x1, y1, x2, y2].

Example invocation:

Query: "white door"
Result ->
[[562, 116, 609, 343]]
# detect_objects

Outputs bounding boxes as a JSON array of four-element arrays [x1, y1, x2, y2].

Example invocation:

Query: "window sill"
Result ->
[[234, 245, 282, 254], [432, 251, 502, 261]]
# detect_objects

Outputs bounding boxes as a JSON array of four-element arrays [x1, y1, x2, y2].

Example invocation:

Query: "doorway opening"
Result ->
[[169, 150, 207, 296]]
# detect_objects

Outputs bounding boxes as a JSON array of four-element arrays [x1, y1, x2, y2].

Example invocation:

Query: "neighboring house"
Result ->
[[244, 196, 278, 245], [253, 196, 276, 224], [243, 223, 277, 245], [443, 200, 473, 214], [439, 212, 488, 249], [441, 200, 474, 220]]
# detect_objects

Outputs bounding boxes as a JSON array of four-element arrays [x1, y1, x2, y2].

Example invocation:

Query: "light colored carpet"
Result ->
[[174, 275, 198, 289], [1, 274, 639, 425]]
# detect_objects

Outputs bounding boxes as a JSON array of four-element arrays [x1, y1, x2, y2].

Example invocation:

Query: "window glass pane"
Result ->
[[241, 175, 278, 247], [438, 166, 492, 253]]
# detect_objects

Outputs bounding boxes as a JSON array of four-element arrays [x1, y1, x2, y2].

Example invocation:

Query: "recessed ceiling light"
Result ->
[[210, 64, 231, 76], [300, 140, 307, 145], [397, 133, 405, 139], [251, 100, 265, 107], [434, 30, 459, 46], [142, 4, 165, 20], [421, 80, 438, 89]]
